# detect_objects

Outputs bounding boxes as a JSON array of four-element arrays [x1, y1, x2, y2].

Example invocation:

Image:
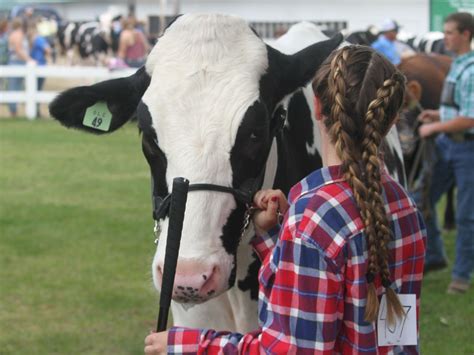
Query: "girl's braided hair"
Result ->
[[313, 45, 406, 325]]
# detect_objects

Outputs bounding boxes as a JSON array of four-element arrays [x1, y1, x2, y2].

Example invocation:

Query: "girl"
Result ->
[[145, 45, 426, 354]]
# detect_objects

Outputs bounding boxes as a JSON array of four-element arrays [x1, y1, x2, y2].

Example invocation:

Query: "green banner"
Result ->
[[431, 0, 474, 31]]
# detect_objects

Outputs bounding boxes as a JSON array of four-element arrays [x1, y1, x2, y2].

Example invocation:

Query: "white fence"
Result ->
[[0, 63, 137, 119]]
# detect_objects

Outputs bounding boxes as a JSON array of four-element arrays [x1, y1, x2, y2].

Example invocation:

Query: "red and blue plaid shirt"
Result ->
[[168, 165, 426, 354]]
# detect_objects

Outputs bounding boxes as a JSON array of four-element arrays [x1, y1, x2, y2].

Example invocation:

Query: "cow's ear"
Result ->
[[267, 33, 343, 100], [49, 66, 151, 134]]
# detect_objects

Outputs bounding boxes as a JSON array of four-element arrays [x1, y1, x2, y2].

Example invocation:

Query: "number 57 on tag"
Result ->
[[377, 294, 417, 346]]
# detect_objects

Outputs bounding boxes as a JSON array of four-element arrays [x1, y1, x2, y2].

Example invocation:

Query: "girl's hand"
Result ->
[[144, 331, 168, 355], [252, 189, 288, 234]]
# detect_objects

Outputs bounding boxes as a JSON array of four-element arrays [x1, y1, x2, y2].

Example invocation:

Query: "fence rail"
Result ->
[[0, 64, 137, 119]]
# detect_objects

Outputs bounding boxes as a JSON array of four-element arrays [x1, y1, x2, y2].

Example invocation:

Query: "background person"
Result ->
[[117, 16, 149, 68], [0, 18, 9, 91], [417, 12, 474, 294], [7, 17, 35, 117], [144, 45, 426, 354], [372, 18, 401, 65], [28, 21, 51, 117]]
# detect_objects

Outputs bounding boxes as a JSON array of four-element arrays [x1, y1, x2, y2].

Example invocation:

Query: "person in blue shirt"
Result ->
[[371, 19, 401, 65], [418, 12, 474, 295], [28, 22, 50, 116]]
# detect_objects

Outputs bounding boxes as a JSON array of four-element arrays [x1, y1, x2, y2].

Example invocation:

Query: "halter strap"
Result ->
[[152, 107, 287, 221]]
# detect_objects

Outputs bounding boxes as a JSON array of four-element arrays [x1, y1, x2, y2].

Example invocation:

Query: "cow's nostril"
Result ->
[[171, 262, 221, 302]]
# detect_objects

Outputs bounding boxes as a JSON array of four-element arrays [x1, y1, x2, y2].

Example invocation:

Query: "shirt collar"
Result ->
[[288, 165, 344, 204], [453, 50, 474, 64]]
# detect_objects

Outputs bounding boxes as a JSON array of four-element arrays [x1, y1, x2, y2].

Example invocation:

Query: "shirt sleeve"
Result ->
[[257, 230, 344, 353], [167, 227, 344, 354], [371, 39, 400, 65], [167, 327, 262, 354], [458, 69, 474, 118], [250, 224, 281, 262]]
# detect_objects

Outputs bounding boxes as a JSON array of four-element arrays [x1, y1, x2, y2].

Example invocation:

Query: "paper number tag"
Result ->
[[377, 294, 417, 346], [83, 102, 112, 132]]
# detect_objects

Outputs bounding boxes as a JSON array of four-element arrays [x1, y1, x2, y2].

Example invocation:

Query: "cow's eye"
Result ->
[[250, 132, 259, 141]]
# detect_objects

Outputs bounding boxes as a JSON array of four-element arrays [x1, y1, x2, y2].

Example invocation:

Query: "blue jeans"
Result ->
[[420, 134, 474, 282], [7, 59, 26, 115]]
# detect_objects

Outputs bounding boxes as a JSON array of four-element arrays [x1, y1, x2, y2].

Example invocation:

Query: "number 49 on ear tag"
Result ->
[[83, 102, 112, 132]]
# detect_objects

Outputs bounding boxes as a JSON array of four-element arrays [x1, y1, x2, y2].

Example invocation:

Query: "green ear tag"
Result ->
[[83, 102, 112, 132]]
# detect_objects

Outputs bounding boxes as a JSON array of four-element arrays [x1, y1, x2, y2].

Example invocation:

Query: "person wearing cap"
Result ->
[[371, 19, 401, 65], [417, 12, 474, 294]]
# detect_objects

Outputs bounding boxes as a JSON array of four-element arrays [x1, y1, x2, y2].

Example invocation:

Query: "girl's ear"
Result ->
[[314, 96, 323, 121]]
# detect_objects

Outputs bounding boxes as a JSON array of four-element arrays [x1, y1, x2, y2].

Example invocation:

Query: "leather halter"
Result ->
[[152, 107, 287, 221]]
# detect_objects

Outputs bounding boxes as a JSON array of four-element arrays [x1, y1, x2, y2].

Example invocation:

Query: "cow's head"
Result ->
[[50, 14, 342, 304]]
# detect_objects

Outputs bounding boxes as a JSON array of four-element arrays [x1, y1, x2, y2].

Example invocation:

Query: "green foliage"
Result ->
[[0, 119, 473, 354]]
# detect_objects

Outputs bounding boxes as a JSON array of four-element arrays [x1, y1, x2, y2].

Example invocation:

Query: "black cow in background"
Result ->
[[345, 28, 451, 56], [57, 21, 108, 64], [344, 26, 379, 46]]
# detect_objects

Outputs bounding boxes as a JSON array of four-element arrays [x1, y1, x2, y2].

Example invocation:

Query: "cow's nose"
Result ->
[[156, 260, 219, 303]]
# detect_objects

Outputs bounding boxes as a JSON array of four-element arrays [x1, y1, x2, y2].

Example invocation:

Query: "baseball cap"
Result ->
[[380, 19, 400, 32]]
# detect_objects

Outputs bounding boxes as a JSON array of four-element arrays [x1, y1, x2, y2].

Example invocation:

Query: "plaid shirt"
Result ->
[[168, 165, 426, 354], [440, 51, 474, 133]]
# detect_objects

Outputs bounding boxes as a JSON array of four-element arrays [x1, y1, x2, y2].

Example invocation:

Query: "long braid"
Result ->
[[328, 48, 383, 322], [362, 74, 405, 324], [314, 45, 406, 326], [327, 49, 369, 211]]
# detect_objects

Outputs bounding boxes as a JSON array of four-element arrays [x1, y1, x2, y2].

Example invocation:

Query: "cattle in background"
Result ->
[[397, 53, 451, 179], [345, 28, 450, 56], [76, 22, 109, 63], [57, 21, 109, 65], [344, 26, 378, 46], [404, 32, 450, 55], [50, 15, 405, 332], [397, 53, 455, 229], [57, 21, 80, 63]]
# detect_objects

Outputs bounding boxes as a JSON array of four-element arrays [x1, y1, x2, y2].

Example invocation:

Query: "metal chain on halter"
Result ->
[[154, 220, 161, 244], [240, 204, 257, 240]]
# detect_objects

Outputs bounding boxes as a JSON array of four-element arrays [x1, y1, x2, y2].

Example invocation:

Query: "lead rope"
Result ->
[[403, 89, 434, 220]]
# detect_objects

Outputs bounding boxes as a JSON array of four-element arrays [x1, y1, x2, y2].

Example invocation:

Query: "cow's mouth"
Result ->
[[172, 285, 217, 304]]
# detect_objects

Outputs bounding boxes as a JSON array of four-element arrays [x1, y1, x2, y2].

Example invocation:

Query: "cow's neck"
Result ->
[[273, 88, 323, 194]]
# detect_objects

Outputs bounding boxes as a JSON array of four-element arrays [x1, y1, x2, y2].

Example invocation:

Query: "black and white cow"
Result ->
[[57, 21, 109, 64], [57, 21, 80, 61], [270, 22, 405, 188], [50, 14, 404, 333], [404, 32, 450, 55], [344, 26, 379, 46], [76, 22, 109, 62]]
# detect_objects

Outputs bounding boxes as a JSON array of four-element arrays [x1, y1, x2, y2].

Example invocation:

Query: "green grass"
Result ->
[[1, 119, 157, 354], [1, 118, 473, 354]]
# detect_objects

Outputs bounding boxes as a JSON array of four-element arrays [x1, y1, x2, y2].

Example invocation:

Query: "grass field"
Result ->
[[1, 118, 473, 354]]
